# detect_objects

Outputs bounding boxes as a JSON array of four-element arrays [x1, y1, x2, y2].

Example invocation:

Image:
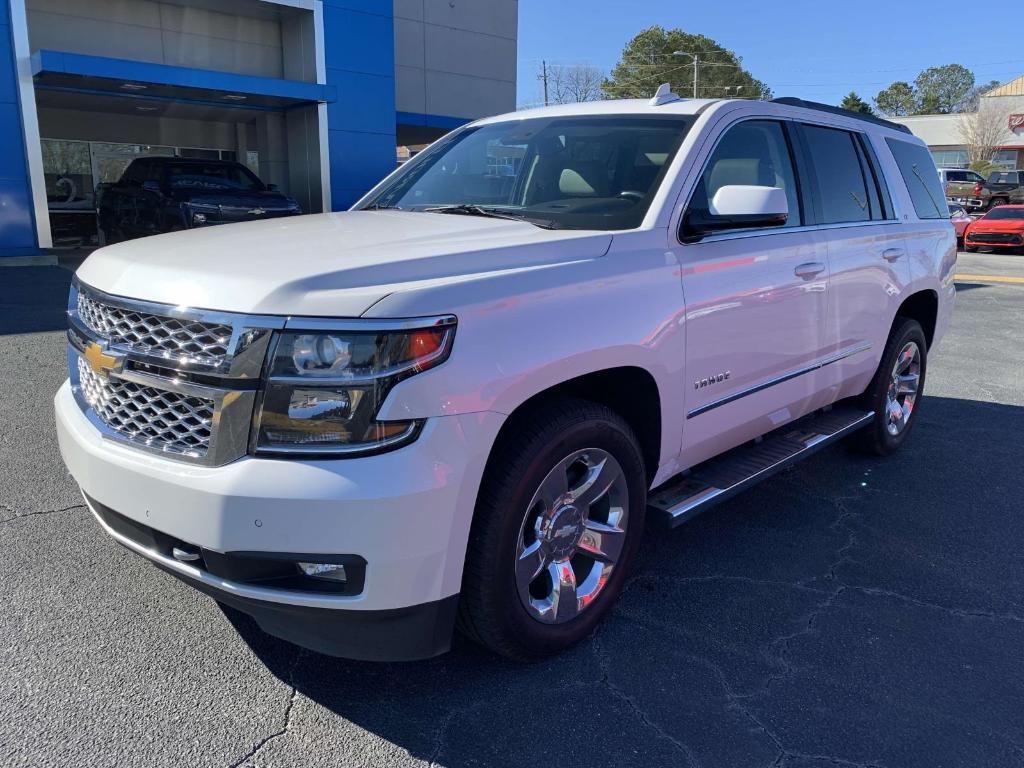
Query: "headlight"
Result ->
[[253, 317, 456, 456]]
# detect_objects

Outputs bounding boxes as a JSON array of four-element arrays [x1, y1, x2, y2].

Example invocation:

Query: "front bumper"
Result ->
[[965, 237, 1023, 249], [55, 381, 502, 658]]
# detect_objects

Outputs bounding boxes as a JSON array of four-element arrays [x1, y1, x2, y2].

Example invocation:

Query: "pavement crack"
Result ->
[[847, 585, 1024, 624], [227, 649, 303, 768], [591, 627, 700, 767], [0, 504, 84, 525]]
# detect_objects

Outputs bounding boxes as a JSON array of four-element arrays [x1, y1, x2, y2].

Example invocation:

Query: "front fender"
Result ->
[[369, 235, 687, 482]]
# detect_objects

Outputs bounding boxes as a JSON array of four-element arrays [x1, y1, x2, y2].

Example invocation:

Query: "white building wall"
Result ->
[[394, 0, 517, 119], [892, 95, 1024, 149], [26, 0, 287, 79]]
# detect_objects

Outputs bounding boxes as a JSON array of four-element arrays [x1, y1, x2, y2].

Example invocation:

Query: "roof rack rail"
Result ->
[[771, 97, 912, 134]]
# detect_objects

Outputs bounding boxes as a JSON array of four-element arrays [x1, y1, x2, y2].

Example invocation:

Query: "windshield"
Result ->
[[982, 207, 1024, 220], [362, 115, 694, 230], [165, 163, 264, 192]]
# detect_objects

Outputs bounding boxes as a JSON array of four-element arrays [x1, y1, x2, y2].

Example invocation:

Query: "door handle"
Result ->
[[882, 247, 905, 262], [794, 262, 825, 279]]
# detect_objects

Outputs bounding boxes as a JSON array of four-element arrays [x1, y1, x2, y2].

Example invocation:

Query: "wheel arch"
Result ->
[[896, 289, 938, 348], [485, 366, 664, 488]]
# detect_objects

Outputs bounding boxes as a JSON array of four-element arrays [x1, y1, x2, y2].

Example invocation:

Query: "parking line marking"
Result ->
[[955, 274, 1024, 285]]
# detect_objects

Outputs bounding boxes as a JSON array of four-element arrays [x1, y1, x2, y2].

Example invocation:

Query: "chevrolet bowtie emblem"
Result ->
[[83, 342, 122, 379]]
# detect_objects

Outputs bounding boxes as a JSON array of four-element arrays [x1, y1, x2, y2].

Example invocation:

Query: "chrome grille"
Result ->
[[77, 290, 233, 367], [77, 356, 215, 457]]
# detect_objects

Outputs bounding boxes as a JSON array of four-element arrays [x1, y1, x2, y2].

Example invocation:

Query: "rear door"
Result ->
[[671, 118, 831, 467], [795, 123, 909, 402]]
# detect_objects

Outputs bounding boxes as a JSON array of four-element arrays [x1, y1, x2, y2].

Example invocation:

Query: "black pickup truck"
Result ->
[[979, 170, 1024, 210], [97, 157, 301, 243]]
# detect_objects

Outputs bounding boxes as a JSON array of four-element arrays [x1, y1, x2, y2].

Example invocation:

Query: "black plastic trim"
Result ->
[[772, 97, 913, 134], [162, 564, 459, 661], [87, 494, 366, 595]]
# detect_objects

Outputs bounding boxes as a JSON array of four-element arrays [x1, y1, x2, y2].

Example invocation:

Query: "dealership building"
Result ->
[[891, 76, 1024, 170], [0, 0, 517, 257]]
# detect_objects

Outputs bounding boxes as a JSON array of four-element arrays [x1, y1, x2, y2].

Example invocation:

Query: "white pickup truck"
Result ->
[[56, 91, 956, 661]]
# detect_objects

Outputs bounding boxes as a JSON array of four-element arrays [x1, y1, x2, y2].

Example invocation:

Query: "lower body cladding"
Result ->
[[54, 382, 503, 661]]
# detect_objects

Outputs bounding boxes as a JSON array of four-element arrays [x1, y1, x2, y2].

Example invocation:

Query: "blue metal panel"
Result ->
[[328, 130, 397, 193], [326, 69, 395, 134], [33, 50, 336, 104], [323, 4, 396, 211], [322, 6, 394, 77], [320, 0, 392, 17], [0, 102, 27, 178], [0, 0, 39, 255], [397, 111, 472, 131], [0, 14, 16, 104]]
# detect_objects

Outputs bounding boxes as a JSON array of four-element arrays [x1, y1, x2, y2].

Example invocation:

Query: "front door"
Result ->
[[671, 118, 831, 468]]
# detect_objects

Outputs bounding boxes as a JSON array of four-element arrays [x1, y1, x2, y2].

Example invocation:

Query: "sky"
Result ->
[[516, 0, 1024, 109]]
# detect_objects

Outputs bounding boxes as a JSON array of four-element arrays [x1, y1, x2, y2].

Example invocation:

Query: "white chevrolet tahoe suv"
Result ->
[[56, 92, 956, 661]]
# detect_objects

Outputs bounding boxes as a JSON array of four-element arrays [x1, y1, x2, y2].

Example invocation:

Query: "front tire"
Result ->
[[851, 318, 927, 456], [458, 397, 647, 660]]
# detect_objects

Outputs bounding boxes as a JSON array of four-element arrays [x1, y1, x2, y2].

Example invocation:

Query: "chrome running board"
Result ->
[[649, 405, 874, 529]]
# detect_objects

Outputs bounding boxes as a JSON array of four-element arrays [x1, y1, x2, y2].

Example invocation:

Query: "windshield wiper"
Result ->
[[363, 202, 403, 210], [424, 204, 557, 230]]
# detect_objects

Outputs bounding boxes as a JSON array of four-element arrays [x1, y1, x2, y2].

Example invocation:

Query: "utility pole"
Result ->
[[672, 51, 699, 99], [540, 60, 549, 106]]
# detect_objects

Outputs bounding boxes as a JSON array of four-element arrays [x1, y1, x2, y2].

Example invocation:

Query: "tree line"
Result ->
[[537, 28, 1001, 125]]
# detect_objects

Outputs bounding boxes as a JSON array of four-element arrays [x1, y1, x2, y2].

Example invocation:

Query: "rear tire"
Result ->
[[990, 198, 1008, 210], [850, 318, 927, 456], [457, 397, 646, 660]]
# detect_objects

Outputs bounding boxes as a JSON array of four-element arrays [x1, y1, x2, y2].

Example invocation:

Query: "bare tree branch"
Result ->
[[959, 103, 1005, 170], [545, 64, 605, 104]]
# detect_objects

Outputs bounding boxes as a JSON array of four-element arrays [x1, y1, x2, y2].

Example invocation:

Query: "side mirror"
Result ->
[[684, 185, 789, 239], [267, 183, 279, 192], [141, 179, 162, 195]]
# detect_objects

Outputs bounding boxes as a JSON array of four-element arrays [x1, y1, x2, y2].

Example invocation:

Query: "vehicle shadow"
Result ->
[[226, 393, 1024, 767], [0, 266, 72, 335]]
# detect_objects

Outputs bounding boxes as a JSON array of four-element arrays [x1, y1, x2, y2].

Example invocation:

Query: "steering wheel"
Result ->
[[619, 190, 645, 202]]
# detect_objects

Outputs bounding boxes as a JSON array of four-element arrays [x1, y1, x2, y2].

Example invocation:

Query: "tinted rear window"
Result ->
[[988, 172, 1020, 184], [802, 125, 872, 224], [886, 138, 946, 220]]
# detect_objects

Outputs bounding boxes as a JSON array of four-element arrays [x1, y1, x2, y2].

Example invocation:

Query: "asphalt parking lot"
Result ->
[[2, 253, 1023, 768]]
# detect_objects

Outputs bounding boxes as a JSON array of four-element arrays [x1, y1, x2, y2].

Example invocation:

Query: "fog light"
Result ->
[[193, 212, 207, 225], [297, 562, 347, 582]]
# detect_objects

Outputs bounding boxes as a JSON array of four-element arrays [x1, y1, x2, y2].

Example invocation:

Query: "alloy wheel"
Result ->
[[514, 448, 629, 624], [885, 341, 921, 436]]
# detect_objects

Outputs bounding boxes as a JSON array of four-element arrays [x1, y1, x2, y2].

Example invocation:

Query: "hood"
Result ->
[[76, 211, 613, 316], [967, 218, 1024, 233]]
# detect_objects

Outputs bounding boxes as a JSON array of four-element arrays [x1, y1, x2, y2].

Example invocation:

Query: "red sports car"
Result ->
[[964, 204, 1024, 252]]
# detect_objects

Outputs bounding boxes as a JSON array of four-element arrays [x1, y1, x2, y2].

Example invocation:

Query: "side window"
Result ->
[[802, 125, 872, 224], [688, 120, 802, 230], [886, 138, 947, 219]]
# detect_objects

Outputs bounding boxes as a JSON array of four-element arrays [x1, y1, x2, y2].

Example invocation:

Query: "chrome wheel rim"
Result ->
[[515, 448, 629, 624], [885, 341, 921, 436]]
